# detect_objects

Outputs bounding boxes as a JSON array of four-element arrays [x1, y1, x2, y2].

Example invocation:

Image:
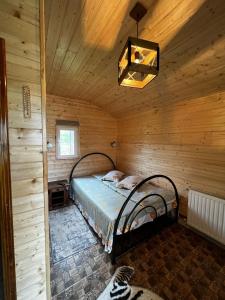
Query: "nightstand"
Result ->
[[48, 180, 69, 210]]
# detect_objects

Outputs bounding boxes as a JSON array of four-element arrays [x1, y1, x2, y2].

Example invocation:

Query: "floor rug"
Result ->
[[98, 266, 163, 300], [49, 205, 97, 264]]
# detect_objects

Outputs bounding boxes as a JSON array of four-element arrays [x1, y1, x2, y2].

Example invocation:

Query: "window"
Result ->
[[56, 120, 80, 159]]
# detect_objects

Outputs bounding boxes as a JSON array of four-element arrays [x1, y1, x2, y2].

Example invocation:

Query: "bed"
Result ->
[[69, 152, 179, 263]]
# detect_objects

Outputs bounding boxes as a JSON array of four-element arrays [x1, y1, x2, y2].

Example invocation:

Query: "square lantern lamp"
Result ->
[[118, 37, 159, 89]]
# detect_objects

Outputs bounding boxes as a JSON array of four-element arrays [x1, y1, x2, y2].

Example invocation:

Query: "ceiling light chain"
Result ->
[[136, 20, 139, 39]]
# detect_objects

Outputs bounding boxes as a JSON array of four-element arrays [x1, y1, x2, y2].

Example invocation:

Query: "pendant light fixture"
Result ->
[[118, 2, 159, 89]]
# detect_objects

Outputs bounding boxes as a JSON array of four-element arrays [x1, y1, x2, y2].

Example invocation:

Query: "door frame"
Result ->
[[0, 37, 17, 300]]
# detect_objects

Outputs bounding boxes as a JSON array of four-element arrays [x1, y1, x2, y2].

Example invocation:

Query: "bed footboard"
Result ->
[[111, 175, 179, 264]]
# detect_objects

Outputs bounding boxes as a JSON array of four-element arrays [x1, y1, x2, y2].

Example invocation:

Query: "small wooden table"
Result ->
[[48, 180, 69, 210]]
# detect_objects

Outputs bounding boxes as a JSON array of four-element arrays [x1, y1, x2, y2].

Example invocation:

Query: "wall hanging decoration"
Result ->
[[22, 85, 31, 118], [118, 2, 159, 88]]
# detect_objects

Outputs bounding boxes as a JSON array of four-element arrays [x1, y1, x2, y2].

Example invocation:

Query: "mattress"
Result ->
[[71, 174, 176, 252]]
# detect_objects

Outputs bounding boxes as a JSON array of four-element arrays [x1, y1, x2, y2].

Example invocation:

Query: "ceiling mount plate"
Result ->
[[129, 2, 147, 22]]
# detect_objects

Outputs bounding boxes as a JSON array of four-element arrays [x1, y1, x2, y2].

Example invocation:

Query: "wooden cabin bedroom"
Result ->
[[0, 0, 225, 299]]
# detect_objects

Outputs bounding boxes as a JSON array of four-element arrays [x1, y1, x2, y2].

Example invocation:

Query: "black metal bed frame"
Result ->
[[69, 152, 179, 264]]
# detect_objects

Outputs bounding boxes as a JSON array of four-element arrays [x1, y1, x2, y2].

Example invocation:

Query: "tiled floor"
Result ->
[[51, 244, 112, 299], [49, 205, 97, 264], [50, 205, 225, 300]]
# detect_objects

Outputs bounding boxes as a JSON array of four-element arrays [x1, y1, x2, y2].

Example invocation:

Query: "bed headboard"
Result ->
[[69, 152, 116, 182]]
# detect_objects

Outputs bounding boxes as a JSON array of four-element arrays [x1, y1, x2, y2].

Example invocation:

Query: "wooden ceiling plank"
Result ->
[[90, 19, 224, 111], [49, 0, 105, 94], [45, 0, 68, 82], [47, 0, 87, 92], [69, 0, 203, 99], [78, 0, 207, 104], [66, 1, 132, 97], [56, 0, 121, 95], [45, 0, 225, 116]]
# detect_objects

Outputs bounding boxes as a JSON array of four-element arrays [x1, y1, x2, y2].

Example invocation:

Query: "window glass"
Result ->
[[56, 123, 79, 159]]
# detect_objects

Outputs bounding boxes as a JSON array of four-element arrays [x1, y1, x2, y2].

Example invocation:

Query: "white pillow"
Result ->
[[116, 176, 143, 190], [102, 170, 124, 182]]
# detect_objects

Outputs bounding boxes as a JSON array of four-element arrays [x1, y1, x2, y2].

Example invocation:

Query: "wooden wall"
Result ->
[[47, 94, 117, 182], [116, 92, 225, 216], [0, 1, 49, 299]]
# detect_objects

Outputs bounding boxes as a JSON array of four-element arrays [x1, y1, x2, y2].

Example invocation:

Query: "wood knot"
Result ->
[[14, 10, 21, 19]]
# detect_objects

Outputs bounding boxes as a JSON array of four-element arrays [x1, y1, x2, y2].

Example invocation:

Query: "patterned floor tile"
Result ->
[[49, 205, 97, 264], [51, 205, 225, 299]]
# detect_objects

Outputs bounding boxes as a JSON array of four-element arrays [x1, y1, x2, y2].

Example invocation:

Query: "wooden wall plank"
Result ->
[[10, 146, 43, 163], [12, 178, 44, 198], [8, 111, 42, 129], [9, 128, 43, 146], [117, 91, 225, 217], [12, 193, 44, 214], [8, 92, 41, 115], [13, 207, 45, 229], [0, 1, 39, 26], [14, 222, 45, 247], [47, 94, 117, 182], [11, 162, 43, 180], [15, 237, 45, 262], [1, 0, 48, 298]]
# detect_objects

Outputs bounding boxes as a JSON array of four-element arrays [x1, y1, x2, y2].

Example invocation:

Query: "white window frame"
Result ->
[[56, 124, 80, 160]]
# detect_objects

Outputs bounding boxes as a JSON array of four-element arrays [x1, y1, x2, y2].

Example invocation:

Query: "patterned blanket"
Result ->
[[71, 174, 176, 252]]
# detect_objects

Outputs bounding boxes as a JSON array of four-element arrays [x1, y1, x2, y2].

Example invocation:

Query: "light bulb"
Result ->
[[134, 51, 144, 63], [134, 51, 140, 63]]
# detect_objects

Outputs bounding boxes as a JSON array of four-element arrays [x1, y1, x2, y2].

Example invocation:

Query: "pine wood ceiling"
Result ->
[[45, 0, 225, 117]]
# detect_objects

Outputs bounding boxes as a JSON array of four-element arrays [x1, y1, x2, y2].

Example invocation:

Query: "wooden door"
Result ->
[[0, 37, 16, 300]]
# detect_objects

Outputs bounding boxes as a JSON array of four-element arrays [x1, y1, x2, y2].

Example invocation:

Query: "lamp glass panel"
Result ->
[[125, 71, 149, 82], [131, 45, 157, 67], [121, 73, 156, 88], [118, 47, 128, 77]]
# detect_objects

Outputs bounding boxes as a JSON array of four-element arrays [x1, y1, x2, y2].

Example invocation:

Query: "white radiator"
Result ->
[[187, 190, 225, 245]]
